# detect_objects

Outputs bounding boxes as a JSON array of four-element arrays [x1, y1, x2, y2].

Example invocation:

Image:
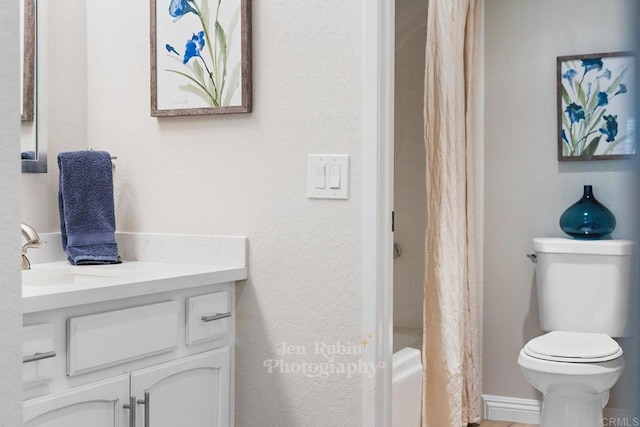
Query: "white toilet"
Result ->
[[518, 237, 633, 427]]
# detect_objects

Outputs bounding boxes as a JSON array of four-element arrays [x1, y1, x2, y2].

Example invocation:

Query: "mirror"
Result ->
[[21, 0, 47, 173]]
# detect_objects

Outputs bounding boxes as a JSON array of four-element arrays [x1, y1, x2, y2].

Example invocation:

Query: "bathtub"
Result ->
[[393, 326, 422, 352], [392, 327, 423, 427]]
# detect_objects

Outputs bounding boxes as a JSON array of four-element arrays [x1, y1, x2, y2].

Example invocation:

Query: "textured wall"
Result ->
[[484, 0, 639, 407], [83, 1, 365, 426], [0, 0, 23, 424], [20, 1, 365, 424], [21, 0, 87, 230]]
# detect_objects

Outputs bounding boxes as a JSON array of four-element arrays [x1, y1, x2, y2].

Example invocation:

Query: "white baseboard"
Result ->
[[482, 394, 632, 425], [482, 394, 541, 424]]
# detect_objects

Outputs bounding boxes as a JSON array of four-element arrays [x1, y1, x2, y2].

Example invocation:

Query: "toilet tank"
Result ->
[[533, 238, 633, 337]]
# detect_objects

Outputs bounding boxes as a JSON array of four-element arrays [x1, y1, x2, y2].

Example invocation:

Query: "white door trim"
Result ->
[[362, 0, 395, 426]]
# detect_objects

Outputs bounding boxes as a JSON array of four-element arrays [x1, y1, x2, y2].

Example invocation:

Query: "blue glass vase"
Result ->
[[559, 185, 616, 239]]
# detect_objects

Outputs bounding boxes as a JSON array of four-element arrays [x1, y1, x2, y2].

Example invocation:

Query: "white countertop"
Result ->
[[23, 261, 247, 314], [22, 233, 248, 314]]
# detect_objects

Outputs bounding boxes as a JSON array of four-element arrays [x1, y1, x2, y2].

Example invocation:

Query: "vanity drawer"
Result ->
[[23, 324, 56, 387], [67, 301, 179, 376], [186, 291, 231, 345]]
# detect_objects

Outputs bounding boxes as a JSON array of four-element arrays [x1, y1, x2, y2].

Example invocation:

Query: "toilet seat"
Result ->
[[518, 349, 624, 378], [524, 331, 622, 363]]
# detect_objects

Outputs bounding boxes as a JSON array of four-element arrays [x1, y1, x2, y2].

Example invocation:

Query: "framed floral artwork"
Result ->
[[557, 52, 636, 161], [151, 0, 252, 116]]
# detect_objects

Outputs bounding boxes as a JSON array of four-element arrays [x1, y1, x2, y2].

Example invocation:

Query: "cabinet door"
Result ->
[[131, 348, 231, 427], [23, 375, 130, 427]]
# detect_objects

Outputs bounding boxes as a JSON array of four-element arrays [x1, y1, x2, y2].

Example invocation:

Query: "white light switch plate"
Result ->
[[307, 155, 350, 199]]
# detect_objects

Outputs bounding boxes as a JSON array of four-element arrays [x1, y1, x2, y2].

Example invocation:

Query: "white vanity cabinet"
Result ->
[[130, 348, 231, 427], [23, 283, 236, 427], [24, 375, 130, 427]]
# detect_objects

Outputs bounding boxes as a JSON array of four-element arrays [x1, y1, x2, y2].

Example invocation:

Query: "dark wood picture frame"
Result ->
[[150, 0, 252, 117], [557, 51, 636, 161]]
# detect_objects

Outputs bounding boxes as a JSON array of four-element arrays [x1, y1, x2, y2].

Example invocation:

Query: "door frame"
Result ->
[[362, 0, 395, 426]]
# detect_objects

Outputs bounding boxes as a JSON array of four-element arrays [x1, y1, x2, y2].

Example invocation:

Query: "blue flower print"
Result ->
[[166, 44, 179, 56], [183, 32, 206, 64], [183, 40, 199, 64], [562, 69, 577, 86], [599, 115, 618, 142], [195, 31, 205, 50], [597, 92, 608, 107], [597, 69, 612, 80], [615, 84, 627, 96], [565, 103, 585, 124], [561, 54, 631, 157], [582, 58, 603, 74], [169, 0, 198, 20], [163, 0, 241, 108]]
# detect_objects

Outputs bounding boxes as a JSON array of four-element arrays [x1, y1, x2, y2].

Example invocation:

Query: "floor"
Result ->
[[477, 422, 538, 427]]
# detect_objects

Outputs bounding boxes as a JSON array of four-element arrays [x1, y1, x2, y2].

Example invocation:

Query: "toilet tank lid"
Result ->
[[533, 238, 633, 256]]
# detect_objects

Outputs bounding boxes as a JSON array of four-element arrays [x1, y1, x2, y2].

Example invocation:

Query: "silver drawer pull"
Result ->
[[23, 351, 56, 364], [123, 396, 136, 427], [137, 391, 150, 427], [201, 312, 232, 322]]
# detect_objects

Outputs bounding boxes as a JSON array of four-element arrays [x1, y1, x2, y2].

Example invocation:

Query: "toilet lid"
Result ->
[[524, 331, 623, 363]]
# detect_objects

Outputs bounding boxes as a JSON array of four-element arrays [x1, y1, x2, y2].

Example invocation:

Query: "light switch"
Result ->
[[307, 155, 349, 200], [329, 165, 341, 189], [314, 165, 326, 189]]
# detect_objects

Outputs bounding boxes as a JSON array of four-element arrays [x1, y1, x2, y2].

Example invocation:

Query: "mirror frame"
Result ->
[[21, 0, 34, 122], [22, 0, 47, 173]]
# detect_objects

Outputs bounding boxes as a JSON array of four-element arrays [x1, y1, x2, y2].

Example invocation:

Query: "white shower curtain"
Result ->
[[422, 0, 481, 426]]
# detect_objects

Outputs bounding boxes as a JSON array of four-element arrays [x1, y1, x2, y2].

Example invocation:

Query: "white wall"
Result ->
[[21, 0, 87, 230], [0, 0, 24, 424], [78, 2, 362, 426], [394, 0, 427, 330], [484, 0, 639, 408]]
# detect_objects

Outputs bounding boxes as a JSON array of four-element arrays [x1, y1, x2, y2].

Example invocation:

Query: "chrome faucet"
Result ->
[[21, 223, 45, 270]]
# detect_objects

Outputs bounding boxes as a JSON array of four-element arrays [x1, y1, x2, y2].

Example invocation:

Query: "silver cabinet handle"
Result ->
[[123, 396, 137, 427], [137, 392, 150, 427], [201, 312, 232, 322], [23, 351, 56, 363]]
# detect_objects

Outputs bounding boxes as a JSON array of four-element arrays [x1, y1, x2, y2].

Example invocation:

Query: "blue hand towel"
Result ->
[[57, 151, 121, 265]]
